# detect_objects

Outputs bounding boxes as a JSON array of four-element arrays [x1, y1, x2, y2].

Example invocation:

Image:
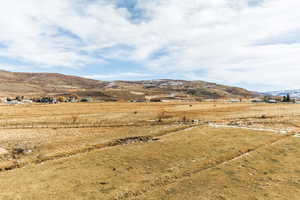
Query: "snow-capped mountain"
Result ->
[[265, 89, 300, 98]]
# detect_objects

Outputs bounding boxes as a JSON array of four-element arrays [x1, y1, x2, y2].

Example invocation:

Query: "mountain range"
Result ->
[[0, 70, 259, 100], [264, 89, 300, 98]]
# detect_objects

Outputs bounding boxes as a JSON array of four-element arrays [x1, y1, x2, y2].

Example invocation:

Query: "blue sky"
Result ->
[[0, 0, 299, 92]]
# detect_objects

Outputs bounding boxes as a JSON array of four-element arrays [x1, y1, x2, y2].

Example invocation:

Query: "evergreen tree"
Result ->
[[283, 96, 287, 102], [286, 93, 290, 102]]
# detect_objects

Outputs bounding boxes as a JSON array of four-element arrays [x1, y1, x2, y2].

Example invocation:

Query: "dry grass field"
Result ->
[[0, 102, 299, 199]]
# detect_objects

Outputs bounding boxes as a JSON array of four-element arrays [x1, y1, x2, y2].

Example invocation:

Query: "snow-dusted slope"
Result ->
[[265, 89, 300, 98]]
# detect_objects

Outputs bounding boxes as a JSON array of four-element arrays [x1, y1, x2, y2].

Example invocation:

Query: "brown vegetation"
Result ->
[[0, 102, 298, 199]]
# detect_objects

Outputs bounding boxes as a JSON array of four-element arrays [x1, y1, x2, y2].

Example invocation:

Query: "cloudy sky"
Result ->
[[0, 0, 299, 91]]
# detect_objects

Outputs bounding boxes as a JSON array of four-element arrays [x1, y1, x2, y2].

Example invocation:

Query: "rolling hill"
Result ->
[[0, 70, 106, 96], [0, 70, 258, 100]]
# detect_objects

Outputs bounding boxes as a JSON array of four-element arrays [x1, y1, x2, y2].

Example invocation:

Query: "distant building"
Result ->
[[143, 83, 156, 89], [228, 99, 240, 103], [129, 99, 146, 103], [6, 100, 21, 105], [34, 97, 58, 104], [22, 99, 33, 104], [136, 99, 146, 102]]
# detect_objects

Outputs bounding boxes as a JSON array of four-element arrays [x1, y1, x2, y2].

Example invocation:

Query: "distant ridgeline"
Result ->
[[0, 70, 258, 101]]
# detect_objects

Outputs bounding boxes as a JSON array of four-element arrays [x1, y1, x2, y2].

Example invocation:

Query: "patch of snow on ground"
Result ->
[[208, 123, 291, 134], [294, 134, 300, 138]]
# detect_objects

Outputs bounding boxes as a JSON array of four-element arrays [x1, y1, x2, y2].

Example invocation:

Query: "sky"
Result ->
[[0, 0, 299, 92]]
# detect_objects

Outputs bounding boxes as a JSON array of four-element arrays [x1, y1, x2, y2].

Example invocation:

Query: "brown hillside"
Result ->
[[0, 70, 107, 96], [0, 70, 259, 99]]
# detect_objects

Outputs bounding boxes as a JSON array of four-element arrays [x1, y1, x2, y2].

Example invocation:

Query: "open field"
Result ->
[[0, 102, 299, 199]]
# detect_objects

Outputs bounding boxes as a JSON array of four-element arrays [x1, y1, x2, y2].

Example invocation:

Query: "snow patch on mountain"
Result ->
[[265, 89, 300, 98]]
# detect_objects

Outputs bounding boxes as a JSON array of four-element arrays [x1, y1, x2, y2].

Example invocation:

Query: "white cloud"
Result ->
[[0, 0, 299, 90]]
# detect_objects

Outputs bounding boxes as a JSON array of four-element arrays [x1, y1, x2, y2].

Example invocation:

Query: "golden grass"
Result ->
[[0, 102, 298, 199]]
